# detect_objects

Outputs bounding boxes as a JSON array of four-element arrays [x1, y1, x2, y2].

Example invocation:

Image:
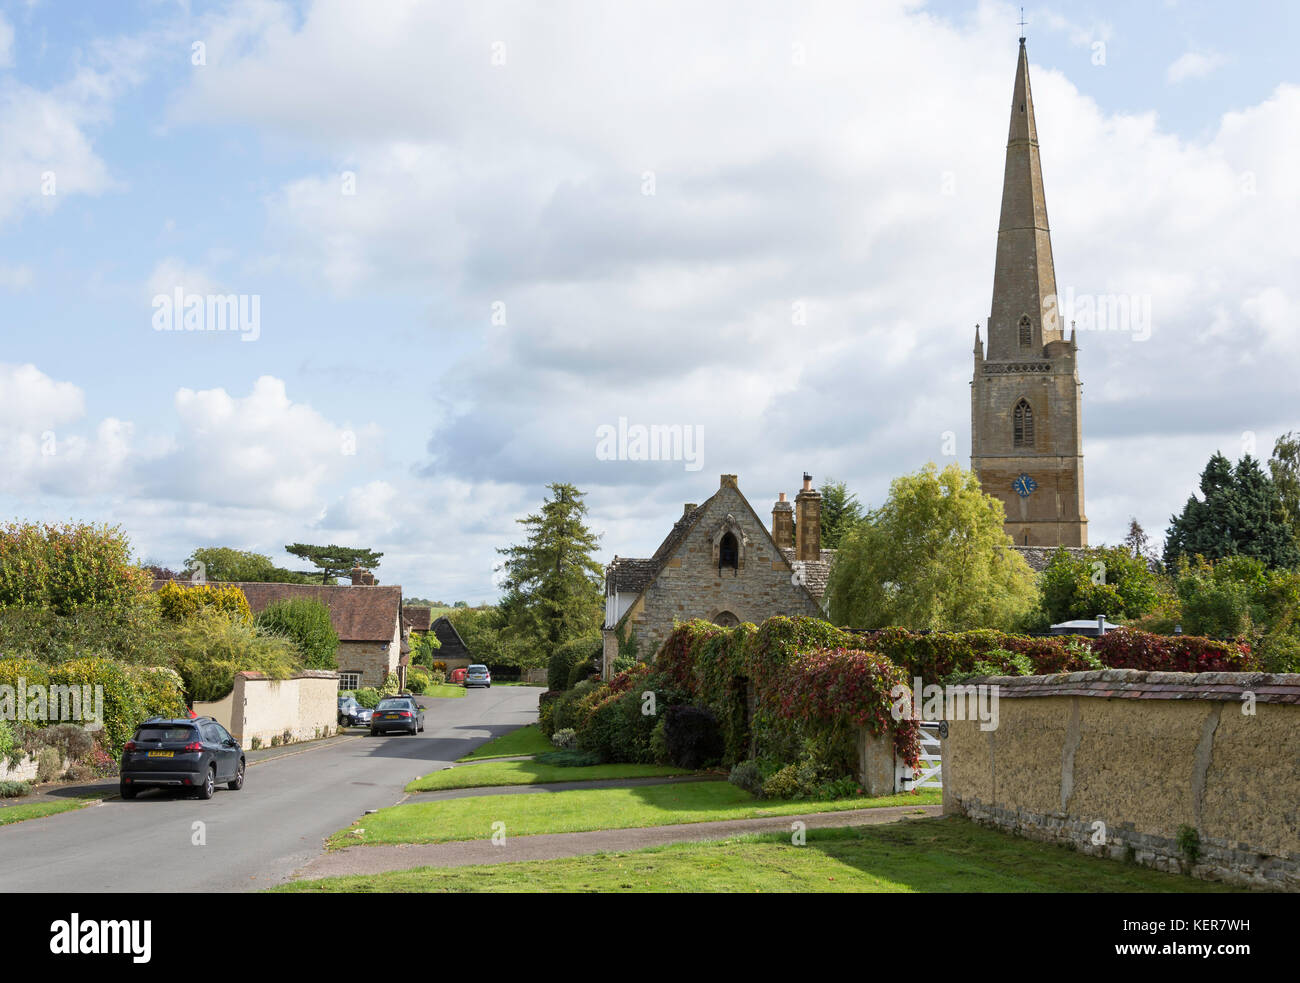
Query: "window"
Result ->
[[713, 611, 740, 627], [1013, 398, 1034, 447], [1018, 314, 1032, 347], [719, 532, 739, 573], [339, 672, 361, 691]]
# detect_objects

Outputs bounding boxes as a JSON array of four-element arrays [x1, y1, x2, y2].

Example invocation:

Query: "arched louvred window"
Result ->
[[718, 532, 739, 573], [1018, 314, 1032, 347], [1013, 398, 1034, 448]]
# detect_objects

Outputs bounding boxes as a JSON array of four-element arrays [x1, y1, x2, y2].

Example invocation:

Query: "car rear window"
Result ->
[[135, 727, 196, 742], [376, 699, 412, 710]]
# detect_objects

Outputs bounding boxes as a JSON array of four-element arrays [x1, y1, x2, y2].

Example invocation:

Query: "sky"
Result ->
[[1, 0, 1298, 602]]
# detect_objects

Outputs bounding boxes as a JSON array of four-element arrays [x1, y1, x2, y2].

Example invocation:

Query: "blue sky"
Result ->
[[2, 0, 1297, 601]]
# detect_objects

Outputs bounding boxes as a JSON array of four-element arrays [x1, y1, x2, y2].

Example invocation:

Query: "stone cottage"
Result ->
[[154, 569, 404, 690], [601, 473, 833, 676]]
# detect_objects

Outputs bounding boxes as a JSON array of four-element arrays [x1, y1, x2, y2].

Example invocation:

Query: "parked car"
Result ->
[[338, 696, 373, 727], [119, 717, 245, 800], [369, 696, 426, 736], [464, 664, 492, 689], [449, 666, 467, 685]]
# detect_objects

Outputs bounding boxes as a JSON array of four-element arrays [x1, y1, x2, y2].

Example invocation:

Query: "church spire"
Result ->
[[987, 38, 1061, 359]]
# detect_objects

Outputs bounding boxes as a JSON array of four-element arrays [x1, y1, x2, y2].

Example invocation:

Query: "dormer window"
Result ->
[[1018, 314, 1032, 347]]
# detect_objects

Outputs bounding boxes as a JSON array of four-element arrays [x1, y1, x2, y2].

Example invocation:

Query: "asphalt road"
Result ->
[[0, 685, 541, 893]]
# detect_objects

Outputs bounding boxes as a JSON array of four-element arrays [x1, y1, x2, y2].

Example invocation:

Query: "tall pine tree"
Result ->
[[496, 483, 604, 653], [819, 478, 864, 550], [1164, 452, 1299, 569]]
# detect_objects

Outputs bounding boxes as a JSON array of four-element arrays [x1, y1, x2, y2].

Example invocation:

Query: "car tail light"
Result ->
[[398, 711, 412, 718], [124, 741, 136, 752], [183, 741, 203, 752]]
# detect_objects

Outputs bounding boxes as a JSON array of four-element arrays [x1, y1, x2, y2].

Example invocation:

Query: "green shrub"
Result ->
[[662, 705, 724, 769], [0, 521, 150, 619], [429, 670, 446, 686], [649, 718, 669, 764], [379, 672, 401, 697], [551, 727, 576, 749], [170, 611, 301, 702], [0, 779, 31, 797], [761, 760, 821, 800], [29, 723, 95, 762], [353, 687, 381, 709], [255, 598, 339, 669], [35, 746, 61, 783], [0, 717, 14, 760], [405, 668, 431, 695], [728, 759, 763, 796]]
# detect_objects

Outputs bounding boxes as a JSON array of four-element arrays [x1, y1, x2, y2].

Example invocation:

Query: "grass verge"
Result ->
[[0, 799, 92, 826], [421, 684, 466, 699], [457, 725, 551, 761], [406, 758, 693, 793], [331, 781, 940, 848], [281, 816, 1243, 893]]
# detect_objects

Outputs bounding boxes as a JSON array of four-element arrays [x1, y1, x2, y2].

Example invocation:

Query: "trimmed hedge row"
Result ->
[[0, 657, 187, 753]]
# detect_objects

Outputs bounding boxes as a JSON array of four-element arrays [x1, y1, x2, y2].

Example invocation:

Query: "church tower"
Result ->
[[971, 37, 1087, 547]]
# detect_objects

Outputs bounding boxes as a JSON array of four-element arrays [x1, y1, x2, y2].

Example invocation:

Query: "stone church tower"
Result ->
[[971, 38, 1087, 547]]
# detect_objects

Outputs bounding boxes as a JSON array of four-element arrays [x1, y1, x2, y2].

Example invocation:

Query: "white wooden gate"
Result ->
[[895, 720, 944, 792]]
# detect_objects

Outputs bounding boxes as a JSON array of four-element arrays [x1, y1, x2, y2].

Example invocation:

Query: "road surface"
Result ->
[[0, 685, 541, 892]]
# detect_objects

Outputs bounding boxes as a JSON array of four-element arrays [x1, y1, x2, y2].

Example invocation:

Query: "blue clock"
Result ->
[[1013, 473, 1038, 498]]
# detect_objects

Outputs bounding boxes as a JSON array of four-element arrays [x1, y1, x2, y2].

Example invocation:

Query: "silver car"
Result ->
[[464, 664, 492, 689]]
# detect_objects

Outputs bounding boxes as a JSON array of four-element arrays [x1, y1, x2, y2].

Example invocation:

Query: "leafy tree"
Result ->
[[447, 605, 506, 665], [1172, 555, 1300, 671], [819, 478, 864, 550], [0, 521, 150, 619], [255, 598, 340, 670], [186, 547, 322, 584], [156, 581, 253, 623], [1122, 518, 1156, 564], [495, 483, 604, 657], [284, 543, 383, 584], [409, 629, 442, 670], [1269, 431, 1300, 551], [826, 463, 1037, 630], [1163, 453, 1299, 569], [1038, 546, 1161, 624]]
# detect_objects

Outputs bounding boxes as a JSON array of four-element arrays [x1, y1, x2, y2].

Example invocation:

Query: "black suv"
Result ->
[[120, 717, 246, 800]]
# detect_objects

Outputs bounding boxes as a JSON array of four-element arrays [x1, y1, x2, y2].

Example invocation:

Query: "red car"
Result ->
[[449, 666, 467, 685]]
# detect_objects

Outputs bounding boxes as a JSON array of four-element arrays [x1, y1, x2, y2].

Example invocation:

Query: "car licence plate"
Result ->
[[146, 751, 174, 758]]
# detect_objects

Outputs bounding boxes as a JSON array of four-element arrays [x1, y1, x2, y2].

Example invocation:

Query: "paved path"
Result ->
[[294, 803, 944, 879], [0, 686, 541, 892]]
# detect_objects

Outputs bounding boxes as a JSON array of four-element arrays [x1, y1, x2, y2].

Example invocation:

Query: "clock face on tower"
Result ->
[[1013, 473, 1038, 498]]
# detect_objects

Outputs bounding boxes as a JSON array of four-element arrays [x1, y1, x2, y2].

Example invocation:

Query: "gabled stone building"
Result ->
[[601, 473, 832, 676]]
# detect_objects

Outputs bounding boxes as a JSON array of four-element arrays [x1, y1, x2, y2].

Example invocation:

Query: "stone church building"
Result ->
[[971, 38, 1088, 548], [601, 474, 832, 676]]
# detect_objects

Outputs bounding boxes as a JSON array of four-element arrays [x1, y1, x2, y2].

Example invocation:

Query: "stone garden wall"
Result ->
[[941, 669, 1300, 891]]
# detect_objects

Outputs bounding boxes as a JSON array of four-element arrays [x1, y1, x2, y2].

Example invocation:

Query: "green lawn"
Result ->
[[457, 725, 551, 761], [330, 780, 940, 848], [0, 800, 90, 826], [282, 816, 1243, 893], [421, 684, 466, 699], [406, 758, 692, 793]]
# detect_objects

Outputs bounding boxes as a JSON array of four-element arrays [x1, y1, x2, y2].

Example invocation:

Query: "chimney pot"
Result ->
[[795, 476, 822, 563]]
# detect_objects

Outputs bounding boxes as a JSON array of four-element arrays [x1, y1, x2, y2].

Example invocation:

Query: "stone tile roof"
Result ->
[[962, 669, 1300, 704], [780, 548, 836, 602], [151, 580, 402, 643], [1007, 545, 1089, 572], [605, 556, 659, 595], [651, 504, 707, 562], [431, 615, 472, 662]]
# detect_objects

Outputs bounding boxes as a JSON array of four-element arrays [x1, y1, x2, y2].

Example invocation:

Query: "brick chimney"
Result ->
[[795, 473, 822, 563], [771, 492, 794, 550], [350, 566, 376, 586]]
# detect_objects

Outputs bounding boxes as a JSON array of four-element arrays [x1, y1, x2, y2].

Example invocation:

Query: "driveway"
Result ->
[[0, 685, 541, 893]]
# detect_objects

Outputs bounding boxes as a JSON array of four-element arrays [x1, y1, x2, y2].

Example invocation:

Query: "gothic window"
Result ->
[[1018, 314, 1032, 347], [1013, 398, 1034, 447], [719, 532, 739, 573]]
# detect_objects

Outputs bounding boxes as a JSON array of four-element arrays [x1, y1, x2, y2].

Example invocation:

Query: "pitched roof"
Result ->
[[402, 605, 432, 632], [1008, 545, 1089, 573], [605, 557, 659, 595], [151, 580, 402, 643], [430, 615, 472, 662], [779, 548, 836, 602]]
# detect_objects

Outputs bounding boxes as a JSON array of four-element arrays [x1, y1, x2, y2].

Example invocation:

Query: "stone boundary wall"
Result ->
[[194, 670, 339, 748], [941, 669, 1300, 892]]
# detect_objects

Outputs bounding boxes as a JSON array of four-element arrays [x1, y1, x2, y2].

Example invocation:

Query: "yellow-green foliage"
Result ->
[[156, 581, 253, 623], [0, 521, 150, 618], [170, 610, 300, 702]]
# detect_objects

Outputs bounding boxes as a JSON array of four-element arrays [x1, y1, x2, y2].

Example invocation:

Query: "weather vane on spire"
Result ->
[[1018, 7, 1028, 39]]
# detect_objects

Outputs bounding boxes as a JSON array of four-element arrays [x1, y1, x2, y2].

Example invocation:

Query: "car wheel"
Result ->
[[228, 759, 245, 791], [120, 782, 137, 800], [197, 764, 216, 800], [369, 728, 378, 736]]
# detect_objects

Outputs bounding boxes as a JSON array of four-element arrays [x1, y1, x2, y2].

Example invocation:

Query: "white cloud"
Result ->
[[1167, 49, 1226, 84]]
